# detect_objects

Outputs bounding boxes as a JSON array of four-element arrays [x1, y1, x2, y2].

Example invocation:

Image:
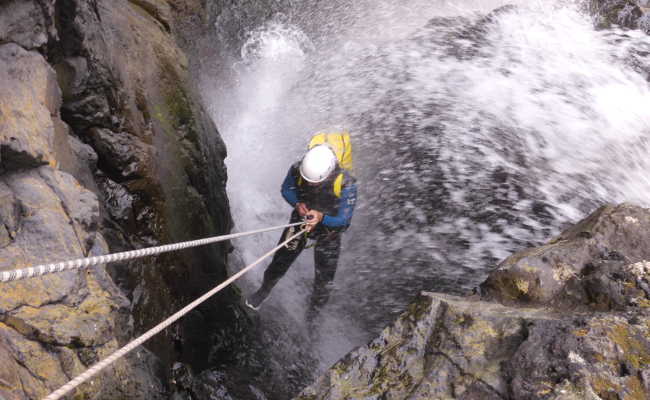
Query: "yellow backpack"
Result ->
[[309, 132, 353, 171], [304, 132, 354, 198]]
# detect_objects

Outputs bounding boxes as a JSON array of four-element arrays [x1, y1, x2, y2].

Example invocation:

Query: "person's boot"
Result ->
[[245, 279, 277, 311]]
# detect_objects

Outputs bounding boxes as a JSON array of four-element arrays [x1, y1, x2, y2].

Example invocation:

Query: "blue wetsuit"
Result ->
[[247, 163, 357, 318], [280, 165, 357, 228]]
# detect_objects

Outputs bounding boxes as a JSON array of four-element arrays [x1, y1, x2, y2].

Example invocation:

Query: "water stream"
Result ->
[[200, 0, 650, 385]]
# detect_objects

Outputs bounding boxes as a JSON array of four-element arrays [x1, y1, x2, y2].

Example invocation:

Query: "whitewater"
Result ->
[[201, 0, 650, 371]]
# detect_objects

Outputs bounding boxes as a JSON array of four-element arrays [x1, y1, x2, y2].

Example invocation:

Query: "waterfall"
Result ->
[[201, 0, 650, 379]]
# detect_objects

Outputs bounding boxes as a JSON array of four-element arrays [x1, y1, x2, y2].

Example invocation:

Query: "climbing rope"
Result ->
[[0, 222, 303, 283], [44, 226, 307, 400]]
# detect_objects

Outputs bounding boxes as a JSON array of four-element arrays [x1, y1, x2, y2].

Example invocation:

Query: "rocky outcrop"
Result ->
[[296, 204, 650, 399], [590, 0, 650, 33], [481, 204, 650, 311], [0, 0, 236, 398], [297, 292, 649, 400], [0, 40, 165, 399], [0, 167, 164, 398]]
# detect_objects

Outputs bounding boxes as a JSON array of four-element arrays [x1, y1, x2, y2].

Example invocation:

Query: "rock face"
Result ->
[[481, 204, 650, 311], [590, 0, 650, 33], [0, 44, 58, 171], [0, 0, 236, 399], [296, 204, 650, 400]]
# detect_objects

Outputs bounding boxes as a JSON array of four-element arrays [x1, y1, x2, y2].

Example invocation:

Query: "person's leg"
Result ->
[[247, 218, 306, 309], [306, 231, 341, 322]]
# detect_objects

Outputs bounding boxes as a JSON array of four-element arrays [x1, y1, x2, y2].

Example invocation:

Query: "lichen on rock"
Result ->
[[297, 204, 650, 400], [0, 0, 235, 398]]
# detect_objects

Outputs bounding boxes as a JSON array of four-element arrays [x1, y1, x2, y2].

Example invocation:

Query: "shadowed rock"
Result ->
[[0, 0, 235, 398]]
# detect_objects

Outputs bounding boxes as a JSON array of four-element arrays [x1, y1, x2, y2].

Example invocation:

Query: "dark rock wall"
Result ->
[[0, 0, 236, 398]]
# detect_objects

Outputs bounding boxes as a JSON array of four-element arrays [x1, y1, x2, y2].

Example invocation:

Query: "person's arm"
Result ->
[[281, 167, 299, 207], [322, 183, 357, 228]]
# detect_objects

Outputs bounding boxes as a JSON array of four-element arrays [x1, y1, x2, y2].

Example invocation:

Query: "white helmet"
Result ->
[[300, 145, 337, 183]]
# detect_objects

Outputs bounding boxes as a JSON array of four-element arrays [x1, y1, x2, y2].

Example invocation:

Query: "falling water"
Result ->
[[201, 0, 650, 383]]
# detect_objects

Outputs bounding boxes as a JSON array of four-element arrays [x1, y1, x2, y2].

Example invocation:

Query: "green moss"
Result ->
[[407, 295, 433, 321], [624, 376, 647, 400], [606, 323, 650, 370], [590, 376, 621, 400], [572, 328, 589, 337], [152, 56, 200, 146], [165, 87, 195, 131], [367, 363, 400, 396]]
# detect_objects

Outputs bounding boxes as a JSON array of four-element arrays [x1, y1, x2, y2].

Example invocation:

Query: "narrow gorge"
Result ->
[[0, 1, 649, 399]]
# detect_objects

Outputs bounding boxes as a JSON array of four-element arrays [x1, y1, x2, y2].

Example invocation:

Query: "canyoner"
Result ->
[[246, 132, 358, 325]]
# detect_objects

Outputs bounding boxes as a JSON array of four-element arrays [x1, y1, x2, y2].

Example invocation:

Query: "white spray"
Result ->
[[203, 0, 650, 373]]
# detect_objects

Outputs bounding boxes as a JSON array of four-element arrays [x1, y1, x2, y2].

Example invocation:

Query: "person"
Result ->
[[245, 143, 357, 321]]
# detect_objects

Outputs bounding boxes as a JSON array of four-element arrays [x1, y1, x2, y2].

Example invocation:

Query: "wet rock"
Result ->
[[507, 314, 650, 400], [297, 293, 520, 399], [170, 361, 274, 400], [296, 292, 650, 400], [1, 0, 236, 398], [98, 174, 136, 225], [129, 0, 173, 31], [639, 12, 650, 33], [0, 180, 19, 248], [590, 0, 645, 30], [50, 0, 235, 371], [58, 132, 99, 192], [480, 204, 650, 310], [170, 365, 236, 400], [0, 44, 58, 171], [0, 0, 50, 50], [61, 93, 114, 132], [0, 166, 165, 399], [89, 127, 153, 181], [298, 204, 650, 400]]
